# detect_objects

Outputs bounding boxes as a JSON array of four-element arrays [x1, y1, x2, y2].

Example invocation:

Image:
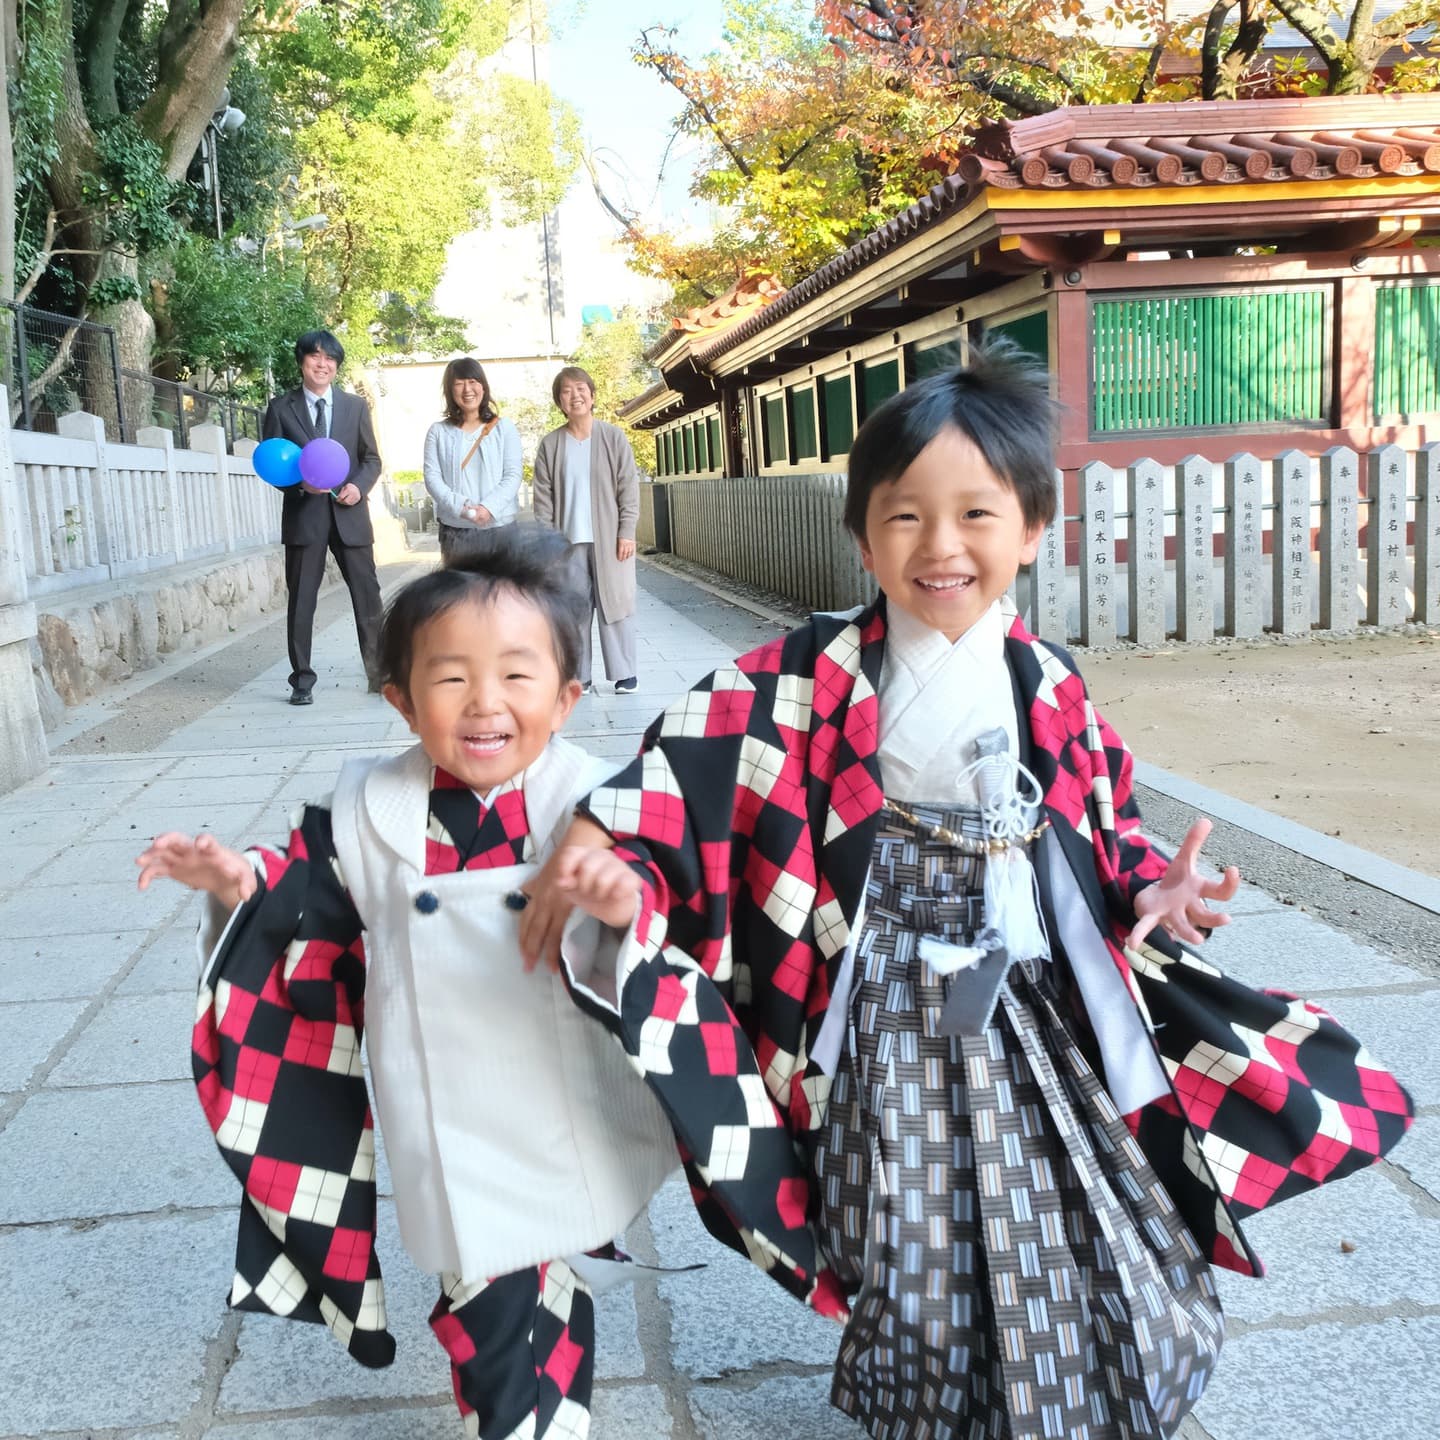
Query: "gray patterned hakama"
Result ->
[[815, 805, 1224, 1440]]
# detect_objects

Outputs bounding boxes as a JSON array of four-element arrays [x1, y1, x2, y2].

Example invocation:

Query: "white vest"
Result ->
[[329, 738, 677, 1282]]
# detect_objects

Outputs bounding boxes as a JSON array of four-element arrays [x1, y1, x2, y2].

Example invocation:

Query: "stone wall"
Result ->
[[30, 547, 321, 723]]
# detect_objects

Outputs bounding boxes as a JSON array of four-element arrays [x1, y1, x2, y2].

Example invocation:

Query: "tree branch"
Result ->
[[636, 28, 755, 181], [1370, 0, 1437, 44], [80, 0, 134, 118], [1266, 0, 1344, 64]]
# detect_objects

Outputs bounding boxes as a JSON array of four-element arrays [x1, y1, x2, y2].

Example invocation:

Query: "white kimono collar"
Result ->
[[361, 737, 589, 873]]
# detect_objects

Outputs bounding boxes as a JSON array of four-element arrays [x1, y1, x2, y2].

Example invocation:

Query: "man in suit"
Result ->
[[263, 329, 384, 705]]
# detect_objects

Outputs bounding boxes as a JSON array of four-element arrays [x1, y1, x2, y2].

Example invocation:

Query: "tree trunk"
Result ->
[[0, 0, 16, 304]]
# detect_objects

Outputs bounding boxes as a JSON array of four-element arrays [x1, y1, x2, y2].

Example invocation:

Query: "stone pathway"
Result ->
[[0, 552, 1436, 1440]]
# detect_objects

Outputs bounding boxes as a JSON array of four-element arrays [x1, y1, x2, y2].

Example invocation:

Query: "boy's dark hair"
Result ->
[[294, 329, 345, 368], [441, 356, 498, 425], [843, 337, 1059, 536], [379, 528, 587, 693], [551, 365, 596, 407]]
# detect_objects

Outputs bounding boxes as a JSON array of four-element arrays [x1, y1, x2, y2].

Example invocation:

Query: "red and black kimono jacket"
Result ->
[[192, 769, 531, 1366], [570, 596, 1414, 1313]]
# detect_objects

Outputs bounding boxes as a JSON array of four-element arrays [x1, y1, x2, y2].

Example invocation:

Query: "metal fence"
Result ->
[[1, 301, 264, 450], [2, 301, 126, 442], [647, 444, 1440, 645], [120, 369, 265, 450]]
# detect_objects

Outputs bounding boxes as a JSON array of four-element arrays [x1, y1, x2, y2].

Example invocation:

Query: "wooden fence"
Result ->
[[642, 445, 1439, 644]]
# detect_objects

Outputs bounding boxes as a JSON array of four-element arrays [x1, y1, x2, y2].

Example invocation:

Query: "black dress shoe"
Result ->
[[289, 688, 314, 706]]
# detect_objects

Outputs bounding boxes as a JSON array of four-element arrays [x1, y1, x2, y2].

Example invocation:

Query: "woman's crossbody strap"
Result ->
[[458, 416, 500, 474]]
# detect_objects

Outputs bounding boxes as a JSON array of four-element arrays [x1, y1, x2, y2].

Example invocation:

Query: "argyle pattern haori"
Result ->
[[431, 1262, 595, 1440], [193, 774, 543, 1369], [574, 595, 1413, 1312]]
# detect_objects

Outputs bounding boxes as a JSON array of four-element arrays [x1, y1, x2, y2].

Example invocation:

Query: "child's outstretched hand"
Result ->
[[1127, 818, 1240, 949], [135, 832, 257, 914], [550, 846, 641, 932], [520, 815, 617, 973]]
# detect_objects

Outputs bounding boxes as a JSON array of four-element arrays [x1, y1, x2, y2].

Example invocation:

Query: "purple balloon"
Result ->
[[299, 436, 350, 491]]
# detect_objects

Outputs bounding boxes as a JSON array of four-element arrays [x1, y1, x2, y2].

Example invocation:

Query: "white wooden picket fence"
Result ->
[[5, 405, 276, 602], [644, 444, 1439, 644]]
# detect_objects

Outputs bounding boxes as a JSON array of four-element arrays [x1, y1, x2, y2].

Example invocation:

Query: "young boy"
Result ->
[[136, 528, 675, 1440], [523, 345, 1413, 1439]]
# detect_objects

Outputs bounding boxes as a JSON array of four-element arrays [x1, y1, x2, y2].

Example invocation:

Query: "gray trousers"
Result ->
[[572, 542, 637, 684]]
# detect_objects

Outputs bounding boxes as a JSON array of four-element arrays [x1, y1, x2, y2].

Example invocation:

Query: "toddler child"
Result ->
[[136, 527, 676, 1440], [522, 344, 1414, 1440]]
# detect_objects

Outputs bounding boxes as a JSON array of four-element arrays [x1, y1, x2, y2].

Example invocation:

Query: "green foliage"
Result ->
[[84, 117, 184, 252], [154, 233, 325, 391]]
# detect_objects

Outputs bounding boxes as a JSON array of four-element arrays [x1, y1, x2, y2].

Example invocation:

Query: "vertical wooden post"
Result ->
[[1415, 443, 1440, 626], [1271, 449, 1312, 635], [1126, 458, 1165, 645], [1079, 460, 1116, 647], [1176, 455, 1214, 642], [1365, 444, 1408, 626], [1224, 453, 1264, 638], [1318, 446, 1359, 632]]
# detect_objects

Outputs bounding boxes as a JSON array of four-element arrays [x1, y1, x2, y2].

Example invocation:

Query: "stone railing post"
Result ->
[[1028, 469, 1067, 644], [1416, 443, 1440, 626], [189, 423, 235, 554], [57, 409, 114, 572], [1271, 450, 1313, 635], [1223, 453, 1264, 638], [1365, 444, 1407, 627], [1176, 455, 1214, 643], [1078, 461, 1116, 647], [1318, 446, 1359, 633], [137, 425, 185, 566], [0, 383, 48, 789], [1126, 458, 1165, 646]]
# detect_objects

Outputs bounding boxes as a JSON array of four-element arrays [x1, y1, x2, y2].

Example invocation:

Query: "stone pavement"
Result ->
[[0, 549, 1437, 1440]]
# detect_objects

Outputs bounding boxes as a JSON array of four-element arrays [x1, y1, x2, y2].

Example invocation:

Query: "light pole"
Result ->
[[201, 94, 247, 240]]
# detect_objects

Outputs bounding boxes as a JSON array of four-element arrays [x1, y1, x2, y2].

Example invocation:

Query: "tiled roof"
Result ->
[[644, 272, 787, 363], [960, 96, 1440, 190], [689, 94, 1440, 368]]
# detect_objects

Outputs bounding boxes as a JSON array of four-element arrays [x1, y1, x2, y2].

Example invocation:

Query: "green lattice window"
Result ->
[[763, 394, 787, 465], [708, 415, 722, 471], [859, 358, 900, 418], [654, 435, 664, 475], [986, 312, 1048, 366], [1375, 281, 1440, 419], [821, 373, 854, 457], [789, 385, 818, 460], [1092, 289, 1329, 433], [681, 424, 694, 472], [909, 340, 961, 380], [693, 420, 708, 471]]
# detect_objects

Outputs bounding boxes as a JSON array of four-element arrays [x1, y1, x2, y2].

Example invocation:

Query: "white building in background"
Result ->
[[372, 26, 668, 476]]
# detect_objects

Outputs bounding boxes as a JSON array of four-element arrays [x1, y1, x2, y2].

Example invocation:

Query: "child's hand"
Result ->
[[519, 815, 615, 973], [554, 846, 641, 931], [135, 832, 257, 913], [1127, 818, 1240, 949]]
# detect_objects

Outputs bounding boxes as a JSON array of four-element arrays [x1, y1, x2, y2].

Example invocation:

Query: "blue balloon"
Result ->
[[253, 437, 303, 488]]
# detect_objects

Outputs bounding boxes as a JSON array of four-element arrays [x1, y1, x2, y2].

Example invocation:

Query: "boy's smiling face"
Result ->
[[858, 425, 1043, 643], [384, 591, 581, 792]]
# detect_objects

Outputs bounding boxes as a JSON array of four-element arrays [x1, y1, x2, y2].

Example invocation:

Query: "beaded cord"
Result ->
[[883, 800, 1050, 855]]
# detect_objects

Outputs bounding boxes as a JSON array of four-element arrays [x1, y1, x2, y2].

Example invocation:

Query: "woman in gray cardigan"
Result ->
[[532, 366, 640, 694], [422, 358, 522, 563]]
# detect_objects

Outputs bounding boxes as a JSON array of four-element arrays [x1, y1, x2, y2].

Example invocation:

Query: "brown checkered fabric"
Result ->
[[816, 805, 1224, 1440]]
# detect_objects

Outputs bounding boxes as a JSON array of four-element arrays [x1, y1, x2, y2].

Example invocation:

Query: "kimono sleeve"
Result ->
[[192, 804, 394, 1368], [574, 660, 846, 1317], [1090, 699, 1172, 914]]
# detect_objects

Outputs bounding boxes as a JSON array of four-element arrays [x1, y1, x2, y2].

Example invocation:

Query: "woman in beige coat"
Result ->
[[532, 366, 640, 694]]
